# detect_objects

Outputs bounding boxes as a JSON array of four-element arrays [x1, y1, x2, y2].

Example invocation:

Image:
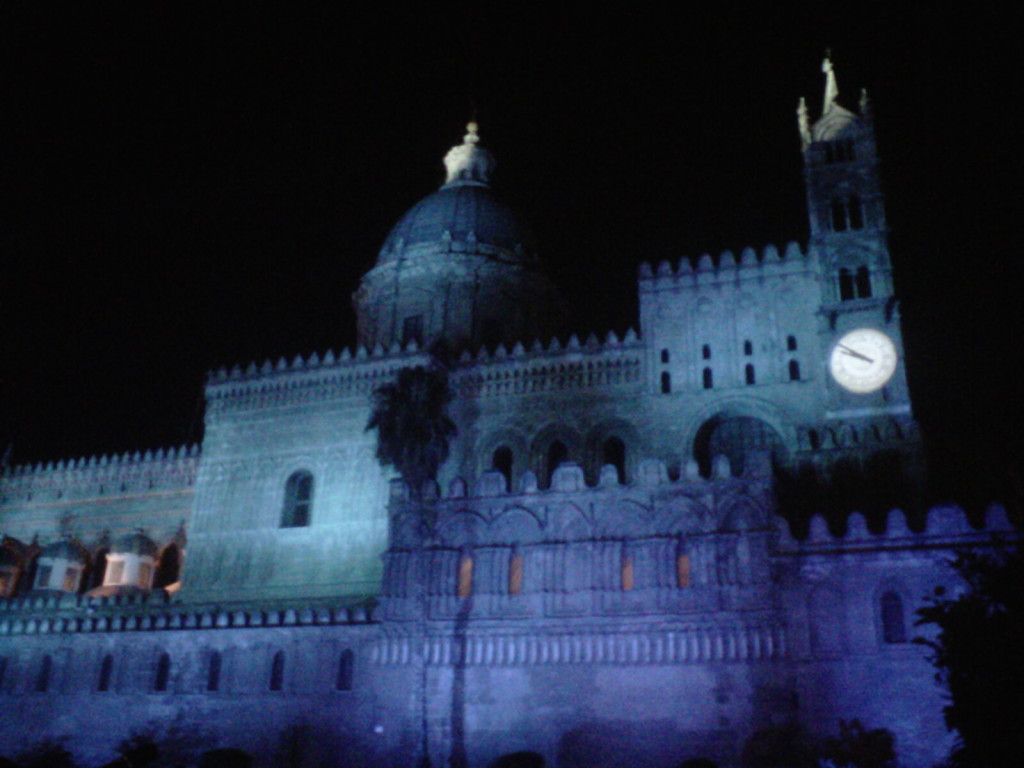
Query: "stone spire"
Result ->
[[822, 53, 839, 114], [443, 121, 496, 186]]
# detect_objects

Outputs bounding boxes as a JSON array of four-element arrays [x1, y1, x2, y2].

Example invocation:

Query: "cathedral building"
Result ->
[[0, 58, 1012, 768]]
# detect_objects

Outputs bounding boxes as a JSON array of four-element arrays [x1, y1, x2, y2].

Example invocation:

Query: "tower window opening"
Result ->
[[660, 371, 671, 394], [848, 195, 864, 229], [207, 651, 222, 692], [509, 553, 523, 595], [660, 349, 669, 364], [281, 471, 314, 528], [839, 269, 855, 301], [36, 655, 52, 692], [855, 266, 873, 299], [35, 564, 52, 589], [482, 318, 503, 350], [545, 441, 568, 487], [831, 200, 848, 232], [269, 651, 285, 691], [745, 364, 756, 385], [492, 446, 513, 486], [787, 335, 797, 352], [603, 436, 627, 484], [0, 656, 7, 689], [337, 649, 355, 691], [702, 344, 711, 360], [98, 654, 113, 692], [789, 359, 801, 381], [743, 340, 753, 356], [154, 653, 171, 692], [881, 591, 907, 644], [457, 553, 474, 598], [401, 314, 423, 347], [703, 368, 713, 390]]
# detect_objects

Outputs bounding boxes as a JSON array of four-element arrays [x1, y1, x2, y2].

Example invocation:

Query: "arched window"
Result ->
[[621, 555, 634, 591], [154, 653, 171, 692], [881, 591, 907, 644], [98, 654, 113, 692], [676, 552, 691, 588], [702, 368, 713, 390], [207, 651, 222, 692], [660, 371, 671, 394], [745, 364, 756, 385], [509, 552, 523, 595], [855, 266, 873, 299], [36, 655, 52, 692], [336, 649, 354, 691], [545, 441, 568, 487], [743, 340, 753, 356], [457, 553, 474, 598], [269, 651, 285, 691], [281, 471, 314, 528], [789, 360, 801, 381], [492, 446, 513, 486], [839, 268, 855, 301], [603, 437, 627, 484], [154, 544, 181, 589], [848, 195, 864, 229], [787, 335, 797, 352]]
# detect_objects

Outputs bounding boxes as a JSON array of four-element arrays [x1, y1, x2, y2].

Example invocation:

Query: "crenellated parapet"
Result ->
[[0, 444, 200, 505], [776, 503, 1016, 554], [637, 242, 815, 290]]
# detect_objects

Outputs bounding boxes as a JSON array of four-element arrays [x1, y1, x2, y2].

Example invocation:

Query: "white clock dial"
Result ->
[[829, 328, 897, 394]]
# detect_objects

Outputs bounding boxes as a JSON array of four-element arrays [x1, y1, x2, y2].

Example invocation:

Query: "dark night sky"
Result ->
[[1, 6, 1019, 503]]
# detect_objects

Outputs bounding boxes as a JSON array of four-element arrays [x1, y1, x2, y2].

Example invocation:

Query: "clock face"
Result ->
[[829, 328, 897, 393]]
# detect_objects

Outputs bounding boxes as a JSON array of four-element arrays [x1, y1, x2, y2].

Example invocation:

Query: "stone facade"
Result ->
[[0, 59, 1013, 767]]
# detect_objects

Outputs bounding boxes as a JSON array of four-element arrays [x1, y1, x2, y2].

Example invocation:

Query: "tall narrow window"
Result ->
[[207, 651, 222, 692], [789, 360, 801, 381], [745, 364, 756, 385], [492, 446, 513, 486], [98, 654, 113, 692], [621, 555, 634, 591], [855, 266, 873, 299], [336, 649, 355, 691], [603, 437, 627, 484], [839, 268, 855, 301], [702, 367, 713, 390], [743, 340, 753, 356], [0, 656, 7, 689], [89, 549, 109, 591], [545, 441, 568, 487], [154, 653, 170, 692], [269, 651, 285, 691], [848, 196, 864, 229], [401, 314, 423, 346], [660, 371, 671, 394], [154, 544, 181, 589], [881, 591, 907, 644], [281, 471, 314, 528], [676, 553, 691, 588], [36, 655, 52, 692], [787, 335, 797, 352], [660, 349, 669, 364], [509, 553, 523, 595], [457, 553, 474, 598], [831, 199, 847, 232], [702, 344, 711, 360], [35, 564, 52, 589]]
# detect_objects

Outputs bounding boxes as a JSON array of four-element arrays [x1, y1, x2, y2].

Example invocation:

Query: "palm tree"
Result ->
[[366, 363, 456, 768]]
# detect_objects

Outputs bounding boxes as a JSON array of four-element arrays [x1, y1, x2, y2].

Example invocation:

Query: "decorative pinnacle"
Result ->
[[443, 120, 495, 186], [822, 52, 839, 113], [797, 96, 811, 148]]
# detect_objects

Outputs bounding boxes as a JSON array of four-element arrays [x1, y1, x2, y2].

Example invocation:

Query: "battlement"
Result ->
[[777, 504, 1015, 552], [638, 242, 815, 290], [0, 444, 200, 504]]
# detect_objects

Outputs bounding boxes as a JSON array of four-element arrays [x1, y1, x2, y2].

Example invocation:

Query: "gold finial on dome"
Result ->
[[443, 120, 495, 185]]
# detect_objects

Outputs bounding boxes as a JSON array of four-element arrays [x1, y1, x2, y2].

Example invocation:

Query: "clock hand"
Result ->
[[838, 344, 875, 364]]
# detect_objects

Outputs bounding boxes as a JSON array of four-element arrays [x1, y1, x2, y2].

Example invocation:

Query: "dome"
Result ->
[[378, 182, 538, 264], [40, 538, 88, 563], [112, 531, 158, 557]]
